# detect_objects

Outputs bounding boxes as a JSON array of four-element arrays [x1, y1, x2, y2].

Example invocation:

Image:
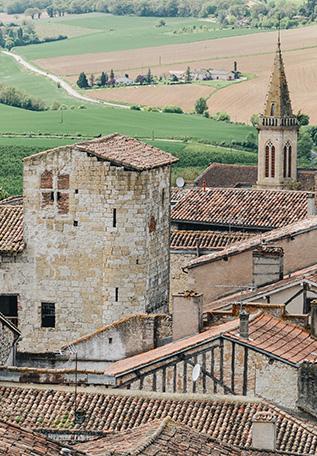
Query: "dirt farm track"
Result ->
[[34, 25, 317, 123]]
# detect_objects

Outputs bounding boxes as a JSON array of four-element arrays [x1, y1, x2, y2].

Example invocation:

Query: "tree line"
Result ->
[[1, 0, 317, 29], [0, 21, 66, 49]]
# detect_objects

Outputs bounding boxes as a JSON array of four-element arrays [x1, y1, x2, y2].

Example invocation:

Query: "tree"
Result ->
[[298, 130, 313, 161], [195, 97, 208, 115], [250, 113, 259, 127], [297, 111, 310, 126], [146, 68, 153, 84], [135, 74, 146, 85], [109, 68, 115, 86], [100, 71, 108, 86], [0, 187, 8, 201], [89, 73, 95, 87], [77, 72, 89, 89], [185, 66, 191, 83]]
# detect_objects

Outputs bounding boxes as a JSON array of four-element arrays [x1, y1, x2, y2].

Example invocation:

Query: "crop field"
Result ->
[[17, 19, 317, 123], [18, 13, 259, 60]]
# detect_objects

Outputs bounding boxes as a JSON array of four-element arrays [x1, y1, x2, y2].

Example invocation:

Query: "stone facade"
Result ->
[[0, 314, 20, 365], [1, 141, 173, 353]]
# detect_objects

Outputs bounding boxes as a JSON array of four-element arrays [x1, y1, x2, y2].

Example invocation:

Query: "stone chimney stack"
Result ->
[[252, 412, 276, 451], [239, 309, 249, 338], [310, 300, 317, 337], [307, 193, 317, 217], [172, 291, 203, 341], [252, 245, 284, 288]]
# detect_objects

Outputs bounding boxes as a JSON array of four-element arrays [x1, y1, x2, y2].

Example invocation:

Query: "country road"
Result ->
[[2, 50, 129, 109]]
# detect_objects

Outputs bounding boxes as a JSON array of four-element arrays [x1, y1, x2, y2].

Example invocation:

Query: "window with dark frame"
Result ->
[[113, 208, 117, 228], [41, 302, 56, 328], [0, 295, 18, 327]]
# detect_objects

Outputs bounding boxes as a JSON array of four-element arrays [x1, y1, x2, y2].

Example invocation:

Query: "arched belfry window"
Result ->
[[265, 141, 275, 178], [270, 103, 275, 116], [283, 142, 292, 178]]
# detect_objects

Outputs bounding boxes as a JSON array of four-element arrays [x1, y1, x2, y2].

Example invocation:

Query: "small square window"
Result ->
[[108, 337, 113, 344], [41, 302, 55, 328], [75, 189, 79, 194], [73, 220, 78, 227]]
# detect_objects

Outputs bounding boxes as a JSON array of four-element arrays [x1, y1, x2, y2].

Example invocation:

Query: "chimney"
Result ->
[[307, 193, 317, 217], [310, 300, 317, 337], [234, 60, 237, 72], [172, 291, 203, 341], [252, 245, 283, 288], [252, 412, 276, 451], [239, 309, 249, 338]]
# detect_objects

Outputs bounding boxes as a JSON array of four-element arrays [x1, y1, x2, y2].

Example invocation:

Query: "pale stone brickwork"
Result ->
[[1, 142, 172, 353], [170, 253, 195, 303], [0, 320, 16, 365]]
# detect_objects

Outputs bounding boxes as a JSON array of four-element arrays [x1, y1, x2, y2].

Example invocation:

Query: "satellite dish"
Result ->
[[192, 363, 201, 382], [176, 176, 185, 188]]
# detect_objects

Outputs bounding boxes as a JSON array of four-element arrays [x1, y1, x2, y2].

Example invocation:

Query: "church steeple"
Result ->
[[263, 35, 293, 118], [256, 32, 299, 190]]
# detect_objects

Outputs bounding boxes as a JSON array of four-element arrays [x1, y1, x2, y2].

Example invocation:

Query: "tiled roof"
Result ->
[[171, 187, 310, 230], [76, 417, 298, 455], [208, 264, 317, 310], [0, 385, 316, 454], [0, 205, 24, 253], [0, 195, 23, 206], [171, 187, 190, 203], [170, 229, 254, 251], [187, 216, 317, 269], [76, 134, 178, 171], [195, 163, 316, 192], [225, 312, 317, 365], [0, 419, 84, 455]]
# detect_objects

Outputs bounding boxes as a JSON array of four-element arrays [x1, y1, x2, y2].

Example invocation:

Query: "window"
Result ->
[[283, 143, 292, 178], [270, 103, 275, 116], [0, 295, 18, 327], [73, 220, 78, 227], [265, 145, 270, 177], [161, 188, 165, 206], [41, 302, 55, 328], [113, 208, 117, 228], [115, 288, 119, 302], [108, 337, 113, 344], [271, 145, 275, 178]]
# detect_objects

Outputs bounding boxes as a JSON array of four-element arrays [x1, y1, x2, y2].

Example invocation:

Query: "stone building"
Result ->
[[257, 37, 299, 189], [0, 313, 20, 366], [0, 134, 177, 353]]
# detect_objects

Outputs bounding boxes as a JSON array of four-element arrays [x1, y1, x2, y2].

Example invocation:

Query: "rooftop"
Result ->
[[171, 187, 311, 230], [0, 205, 24, 254], [75, 417, 301, 455], [194, 163, 316, 191], [0, 385, 316, 454], [76, 134, 178, 171], [187, 215, 317, 269], [170, 229, 254, 251]]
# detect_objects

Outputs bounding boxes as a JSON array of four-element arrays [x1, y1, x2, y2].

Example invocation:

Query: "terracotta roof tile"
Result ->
[[187, 216, 317, 269], [0, 205, 24, 254], [226, 313, 317, 365], [171, 187, 190, 203], [0, 419, 84, 455], [170, 230, 254, 251], [0, 385, 316, 454], [0, 195, 23, 206], [76, 417, 299, 455], [195, 163, 316, 192], [76, 134, 178, 171], [172, 187, 310, 230]]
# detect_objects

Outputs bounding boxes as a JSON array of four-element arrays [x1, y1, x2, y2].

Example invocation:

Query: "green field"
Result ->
[[0, 53, 80, 106], [17, 13, 259, 60]]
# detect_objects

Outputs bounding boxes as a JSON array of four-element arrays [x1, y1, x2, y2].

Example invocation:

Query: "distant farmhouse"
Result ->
[[169, 61, 240, 82]]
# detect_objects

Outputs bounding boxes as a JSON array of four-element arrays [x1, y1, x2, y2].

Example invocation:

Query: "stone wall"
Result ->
[[0, 319, 17, 365], [170, 252, 195, 303], [1, 146, 171, 353]]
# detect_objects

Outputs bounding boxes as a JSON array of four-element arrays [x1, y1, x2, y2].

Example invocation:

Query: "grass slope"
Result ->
[[0, 103, 253, 141], [0, 53, 80, 106], [17, 13, 259, 60]]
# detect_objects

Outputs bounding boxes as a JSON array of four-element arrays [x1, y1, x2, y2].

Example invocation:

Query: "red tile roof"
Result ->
[[195, 163, 316, 192], [76, 134, 178, 171], [187, 216, 317, 269], [0, 385, 316, 454], [0, 419, 84, 455], [171, 187, 190, 203], [171, 187, 310, 230], [226, 312, 317, 365], [0, 205, 24, 254], [76, 417, 298, 455], [170, 229, 254, 251], [0, 195, 23, 206]]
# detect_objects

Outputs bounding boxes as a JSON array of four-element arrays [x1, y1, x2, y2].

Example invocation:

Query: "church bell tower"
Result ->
[[257, 34, 299, 189]]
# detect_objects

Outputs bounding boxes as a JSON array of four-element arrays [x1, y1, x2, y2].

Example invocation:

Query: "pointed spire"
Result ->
[[263, 32, 293, 118]]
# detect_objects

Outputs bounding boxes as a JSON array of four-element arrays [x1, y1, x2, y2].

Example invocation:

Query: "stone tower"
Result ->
[[15, 134, 177, 352], [257, 35, 299, 189]]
